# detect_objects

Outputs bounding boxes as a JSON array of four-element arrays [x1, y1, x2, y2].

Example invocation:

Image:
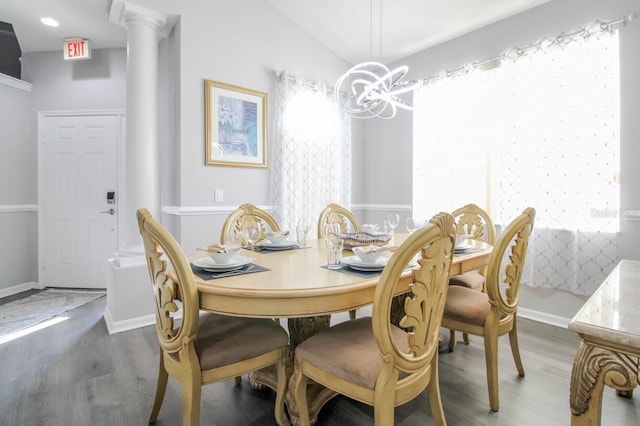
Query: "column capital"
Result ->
[[108, 0, 177, 38]]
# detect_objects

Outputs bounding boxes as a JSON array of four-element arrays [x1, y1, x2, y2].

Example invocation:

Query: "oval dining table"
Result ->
[[193, 235, 491, 424]]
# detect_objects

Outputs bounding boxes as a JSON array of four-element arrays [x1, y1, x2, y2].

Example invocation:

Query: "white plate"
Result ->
[[192, 256, 253, 272], [257, 240, 298, 250], [341, 255, 389, 271]]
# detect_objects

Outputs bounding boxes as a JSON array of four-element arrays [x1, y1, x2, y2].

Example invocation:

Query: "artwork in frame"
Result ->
[[205, 79, 267, 168]]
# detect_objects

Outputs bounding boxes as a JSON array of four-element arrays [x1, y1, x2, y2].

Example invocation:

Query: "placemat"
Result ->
[[191, 263, 270, 280]]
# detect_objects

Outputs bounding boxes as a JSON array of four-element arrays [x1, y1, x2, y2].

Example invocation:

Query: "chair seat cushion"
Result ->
[[195, 314, 288, 370], [444, 285, 491, 326], [449, 271, 485, 289], [294, 317, 408, 390]]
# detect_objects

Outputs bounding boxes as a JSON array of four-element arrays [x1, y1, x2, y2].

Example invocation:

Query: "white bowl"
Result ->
[[352, 246, 386, 264], [207, 247, 241, 264], [266, 231, 290, 244]]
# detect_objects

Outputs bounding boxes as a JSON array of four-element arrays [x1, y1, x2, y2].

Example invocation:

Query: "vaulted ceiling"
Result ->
[[0, 0, 550, 63]]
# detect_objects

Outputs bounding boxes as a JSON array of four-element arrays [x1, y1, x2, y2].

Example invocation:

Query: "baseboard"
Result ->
[[518, 307, 570, 329], [0, 282, 39, 299], [103, 308, 155, 334]]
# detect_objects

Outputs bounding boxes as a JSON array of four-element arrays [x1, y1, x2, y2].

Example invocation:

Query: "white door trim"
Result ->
[[37, 109, 126, 289]]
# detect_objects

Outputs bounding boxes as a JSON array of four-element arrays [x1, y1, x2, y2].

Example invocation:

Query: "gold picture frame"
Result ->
[[205, 80, 267, 168]]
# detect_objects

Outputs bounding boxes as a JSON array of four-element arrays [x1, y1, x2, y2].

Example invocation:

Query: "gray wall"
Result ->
[[166, 0, 356, 253], [362, 0, 640, 320], [21, 49, 126, 112], [0, 76, 36, 293], [0, 48, 127, 294]]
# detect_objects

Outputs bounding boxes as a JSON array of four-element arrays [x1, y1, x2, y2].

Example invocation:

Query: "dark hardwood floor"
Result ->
[[1, 294, 638, 425]]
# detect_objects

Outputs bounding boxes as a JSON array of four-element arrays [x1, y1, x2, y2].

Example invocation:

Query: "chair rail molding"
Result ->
[[162, 204, 411, 216], [351, 203, 411, 212], [162, 205, 275, 216], [0, 204, 38, 213]]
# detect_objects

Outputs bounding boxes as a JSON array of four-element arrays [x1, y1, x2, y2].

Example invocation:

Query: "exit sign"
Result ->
[[64, 39, 91, 60]]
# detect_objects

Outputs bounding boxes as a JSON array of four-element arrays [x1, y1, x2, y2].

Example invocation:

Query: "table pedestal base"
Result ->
[[249, 315, 333, 425]]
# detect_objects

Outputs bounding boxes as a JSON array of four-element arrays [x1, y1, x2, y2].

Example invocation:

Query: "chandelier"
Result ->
[[334, 0, 422, 119]]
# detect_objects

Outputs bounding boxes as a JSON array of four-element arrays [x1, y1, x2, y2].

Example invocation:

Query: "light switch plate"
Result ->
[[214, 189, 224, 202]]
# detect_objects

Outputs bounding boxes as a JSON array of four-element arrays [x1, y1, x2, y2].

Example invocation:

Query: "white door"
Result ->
[[43, 114, 118, 288]]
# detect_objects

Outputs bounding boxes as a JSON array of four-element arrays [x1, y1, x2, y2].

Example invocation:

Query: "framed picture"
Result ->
[[205, 80, 267, 168]]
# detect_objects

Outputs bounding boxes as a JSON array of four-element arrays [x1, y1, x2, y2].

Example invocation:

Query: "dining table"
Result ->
[[568, 259, 640, 425], [193, 234, 492, 424]]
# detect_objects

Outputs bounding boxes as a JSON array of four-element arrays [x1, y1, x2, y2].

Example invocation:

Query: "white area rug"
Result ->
[[0, 289, 105, 336]]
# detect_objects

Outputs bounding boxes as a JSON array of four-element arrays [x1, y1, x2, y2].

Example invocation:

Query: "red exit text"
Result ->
[[64, 39, 91, 60]]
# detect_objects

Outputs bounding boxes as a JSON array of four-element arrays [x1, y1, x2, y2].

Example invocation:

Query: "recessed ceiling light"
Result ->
[[40, 17, 59, 27]]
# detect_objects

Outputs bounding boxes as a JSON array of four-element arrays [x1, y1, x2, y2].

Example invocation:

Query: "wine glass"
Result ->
[[387, 213, 399, 235], [242, 225, 262, 255], [406, 218, 422, 234], [387, 213, 399, 229]]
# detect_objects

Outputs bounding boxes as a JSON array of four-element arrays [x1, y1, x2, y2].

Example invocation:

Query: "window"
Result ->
[[272, 73, 352, 229], [413, 31, 620, 295]]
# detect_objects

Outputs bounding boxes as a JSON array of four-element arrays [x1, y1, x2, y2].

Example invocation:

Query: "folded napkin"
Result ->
[[353, 245, 387, 254], [361, 224, 379, 231], [197, 243, 239, 254], [266, 231, 290, 237]]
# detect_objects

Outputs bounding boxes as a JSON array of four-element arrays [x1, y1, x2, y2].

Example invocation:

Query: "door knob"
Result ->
[[101, 208, 116, 215]]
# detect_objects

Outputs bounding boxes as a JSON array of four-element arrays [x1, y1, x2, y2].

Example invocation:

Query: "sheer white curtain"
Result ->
[[271, 72, 352, 230], [413, 30, 620, 296]]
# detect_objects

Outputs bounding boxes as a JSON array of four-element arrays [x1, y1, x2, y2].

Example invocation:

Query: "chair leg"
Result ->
[[463, 332, 471, 344], [273, 355, 287, 426], [182, 374, 202, 426], [373, 390, 396, 426], [349, 309, 356, 320], [426, 354, 447, 426], [448, 329, 457, 352], [509, 316, 525, 377], [484, 328, 500, 412], [149, 354, 169, 424], [291, 357, 310, 426], [234, 376, 242, 385]]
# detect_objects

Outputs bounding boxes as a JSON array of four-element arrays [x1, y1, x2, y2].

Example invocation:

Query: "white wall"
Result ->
[[167, 0, 354, 253], [21, 49, 127, 111], [362, 0, 640, 320], [0, 75, 36, 294], [0, 48, 127, 294]]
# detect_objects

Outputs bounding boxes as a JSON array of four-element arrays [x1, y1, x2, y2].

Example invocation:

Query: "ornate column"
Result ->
[[104, 0, 176, 333], [109, 0, 176, 259]]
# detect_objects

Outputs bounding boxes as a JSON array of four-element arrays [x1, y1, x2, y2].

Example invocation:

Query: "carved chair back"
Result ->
[[485, 207, 536, 321], [220, 203, 280, 245], [372, 212, 456, 373], [317, 203, 360, 238], [451, 203, 496, 245], [137, 208, 200, 354]]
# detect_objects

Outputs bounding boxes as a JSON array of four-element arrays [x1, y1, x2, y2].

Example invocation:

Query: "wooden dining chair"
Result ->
[[291, 212, 456, 426], [220, 203, 280, 246], [316, 202, 360, 238], [442, 207, 535, 412], [448, 203, 497, 349], [137, 209, 288, 426]]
